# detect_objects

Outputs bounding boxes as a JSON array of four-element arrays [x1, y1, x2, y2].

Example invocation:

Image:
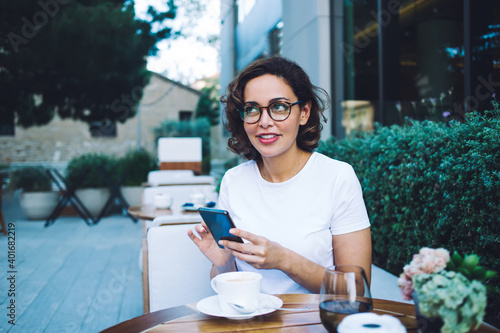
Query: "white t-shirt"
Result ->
[[218, 152, 370, 294]]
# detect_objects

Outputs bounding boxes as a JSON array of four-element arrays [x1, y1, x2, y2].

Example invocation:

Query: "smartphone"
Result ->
[[198, 207, 244, 248]]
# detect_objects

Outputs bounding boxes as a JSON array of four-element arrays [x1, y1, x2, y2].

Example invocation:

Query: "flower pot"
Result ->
[[413, 292, 444, 333], [75, 188, 111, 218], [20, 191, 59, 220], [121, 186, 143, 207]]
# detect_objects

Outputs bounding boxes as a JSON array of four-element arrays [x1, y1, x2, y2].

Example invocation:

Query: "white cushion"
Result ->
[[147, 223, 215, 311], [147, 170, 195, 185], [147, 170, 215, 186], [158, 137, 202, 162]]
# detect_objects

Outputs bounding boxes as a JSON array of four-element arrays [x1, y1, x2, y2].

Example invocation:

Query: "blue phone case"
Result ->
[[198, 207, 244, 248]]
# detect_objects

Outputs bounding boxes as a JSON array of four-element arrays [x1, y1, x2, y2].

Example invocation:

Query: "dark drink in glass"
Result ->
[[319, 299, 373, 332], [319, 265, 373, 332]]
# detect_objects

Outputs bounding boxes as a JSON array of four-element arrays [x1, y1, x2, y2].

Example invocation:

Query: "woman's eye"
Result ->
[[245, 106, 260, 115], [271, 103, 288, 113]]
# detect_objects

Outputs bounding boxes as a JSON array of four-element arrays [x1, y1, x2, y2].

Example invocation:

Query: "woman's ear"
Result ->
[[300, 101, 311, 125]]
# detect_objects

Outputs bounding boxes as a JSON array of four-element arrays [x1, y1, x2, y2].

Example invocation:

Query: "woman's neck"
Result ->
[[258, 148, 310, 183]]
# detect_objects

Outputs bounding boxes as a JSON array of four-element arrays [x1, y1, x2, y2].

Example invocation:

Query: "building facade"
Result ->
[[0, 73, 201, 164], [216, 0, 499, 162]]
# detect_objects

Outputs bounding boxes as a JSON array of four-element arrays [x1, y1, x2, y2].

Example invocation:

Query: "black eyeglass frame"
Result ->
[[239, 100, 303, 124]]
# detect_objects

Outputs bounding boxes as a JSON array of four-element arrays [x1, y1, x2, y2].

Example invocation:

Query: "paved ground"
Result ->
[[0, 192, 143, 333]]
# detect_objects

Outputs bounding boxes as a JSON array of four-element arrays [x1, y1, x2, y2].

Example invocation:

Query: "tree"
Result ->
[[195, 77, 220, 126], [0, 0, 177, 132]]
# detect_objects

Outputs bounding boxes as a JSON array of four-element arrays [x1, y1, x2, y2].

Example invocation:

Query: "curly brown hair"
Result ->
[[220, 56, 330, 161]]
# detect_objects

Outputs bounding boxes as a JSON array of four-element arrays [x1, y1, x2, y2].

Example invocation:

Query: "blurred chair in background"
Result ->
[[158, 137, 202, 175]]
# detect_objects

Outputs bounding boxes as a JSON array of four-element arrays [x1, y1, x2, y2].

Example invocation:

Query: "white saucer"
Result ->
[[196, 294, 283, 320]]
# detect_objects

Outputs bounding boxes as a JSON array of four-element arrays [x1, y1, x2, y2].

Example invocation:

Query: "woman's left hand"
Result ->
[[218, 228, 290, 270]]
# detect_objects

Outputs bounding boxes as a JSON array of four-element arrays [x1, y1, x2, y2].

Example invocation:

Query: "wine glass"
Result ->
[[319, 265, 373, 333]]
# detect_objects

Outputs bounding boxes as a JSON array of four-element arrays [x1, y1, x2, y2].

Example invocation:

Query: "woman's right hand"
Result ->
[[187, 222, 233, 268]]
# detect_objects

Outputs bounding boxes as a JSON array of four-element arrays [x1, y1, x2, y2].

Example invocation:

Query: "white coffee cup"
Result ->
[[210, 271, 262, 315], [153, 193, 173, 209]]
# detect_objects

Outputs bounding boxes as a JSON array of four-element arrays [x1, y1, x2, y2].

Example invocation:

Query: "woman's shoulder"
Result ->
[[307, 153, 360, 186], [310, 152, 352, 171], [223, 159, 256, 178]]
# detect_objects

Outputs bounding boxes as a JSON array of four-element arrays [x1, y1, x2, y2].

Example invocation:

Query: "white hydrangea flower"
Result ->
[[413, 271, 487, 333]]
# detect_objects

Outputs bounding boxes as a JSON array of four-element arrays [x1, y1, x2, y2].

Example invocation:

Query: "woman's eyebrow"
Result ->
[[244, 97, 291, 104], [269, 97, 291, 103]]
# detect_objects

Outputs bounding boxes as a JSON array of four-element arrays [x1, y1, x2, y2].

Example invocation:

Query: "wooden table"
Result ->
[[100, 294, 500, 332], [128, 205, 200, 221]]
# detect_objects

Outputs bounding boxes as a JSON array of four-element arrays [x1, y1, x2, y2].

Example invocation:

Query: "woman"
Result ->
[[188, 56, 371, 294]]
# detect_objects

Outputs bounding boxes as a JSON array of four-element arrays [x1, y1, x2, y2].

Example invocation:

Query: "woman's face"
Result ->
[[242, 74, 310, 160]]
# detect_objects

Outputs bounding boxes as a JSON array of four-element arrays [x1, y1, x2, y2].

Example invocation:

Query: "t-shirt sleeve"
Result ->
[[330, 164, 371, 235], [217, 172, 230, 211]]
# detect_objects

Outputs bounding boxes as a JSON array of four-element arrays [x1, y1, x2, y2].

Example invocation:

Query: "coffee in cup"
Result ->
[[210, 271, 262, 314]]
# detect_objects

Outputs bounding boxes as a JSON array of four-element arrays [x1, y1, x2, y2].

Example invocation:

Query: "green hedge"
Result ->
[[117, 149, 158, 186], [66, 153, 118, 189], [7, 166, 52, 192], [318, 111, 500, 327]]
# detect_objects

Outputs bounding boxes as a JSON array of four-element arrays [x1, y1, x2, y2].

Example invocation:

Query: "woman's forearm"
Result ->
[[278, 249, 326, 293]]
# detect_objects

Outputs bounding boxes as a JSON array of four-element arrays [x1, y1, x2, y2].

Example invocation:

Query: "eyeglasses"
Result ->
[[239, 100, 302, 124]]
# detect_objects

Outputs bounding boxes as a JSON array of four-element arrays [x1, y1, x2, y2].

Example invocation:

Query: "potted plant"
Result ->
[[117, 149, 157, 207], [398, 247, 496, 333], [65, 153, 118, 217], [6, 166, 59, 220]]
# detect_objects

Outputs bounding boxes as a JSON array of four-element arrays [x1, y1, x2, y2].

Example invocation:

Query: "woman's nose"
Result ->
[[258, 107, 274, 127]]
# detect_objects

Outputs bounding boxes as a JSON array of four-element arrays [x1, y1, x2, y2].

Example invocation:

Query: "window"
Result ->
[[337, 0, 499, 132], [237, 0, 256, 23], [0, 110, 15, 136], [90, 119, 117, 138], [179, 111, 193, 121]]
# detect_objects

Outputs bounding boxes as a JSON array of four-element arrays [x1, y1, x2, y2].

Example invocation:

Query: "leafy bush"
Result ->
[[6, 166, 52, 192], [318, 111, 500, 327], [66, 153, 118, 189], [117, 149, 158, 186], [195, 78, 220, 126], [153, 117, 211, 174]]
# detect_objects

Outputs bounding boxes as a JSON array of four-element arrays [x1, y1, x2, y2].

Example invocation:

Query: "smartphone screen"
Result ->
[[198, 207, 244, 248]]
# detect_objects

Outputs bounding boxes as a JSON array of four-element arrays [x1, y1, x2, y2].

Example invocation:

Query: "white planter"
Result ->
[[20, 191, 59, 220], [75, 188, 111, 217], [121, 186, 143, 207]]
